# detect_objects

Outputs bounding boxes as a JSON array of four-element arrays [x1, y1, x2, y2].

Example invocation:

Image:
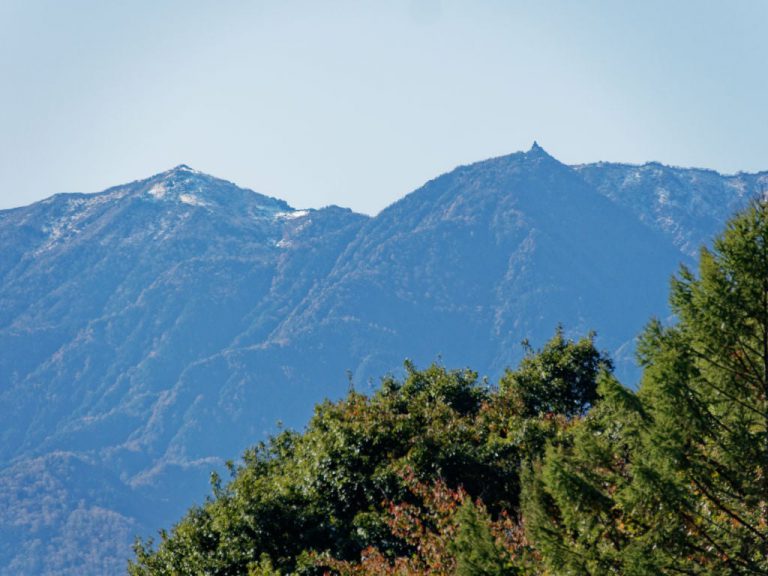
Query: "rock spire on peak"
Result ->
[[525, 141, 555, 161], [170, 164, 199, 173]]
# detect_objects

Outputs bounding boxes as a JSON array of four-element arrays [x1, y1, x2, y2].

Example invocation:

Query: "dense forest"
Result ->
[[130, 201, 768, 575]]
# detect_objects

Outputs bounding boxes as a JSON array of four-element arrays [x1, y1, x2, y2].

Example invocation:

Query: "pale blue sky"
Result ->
[[1, 1, 767, 214]]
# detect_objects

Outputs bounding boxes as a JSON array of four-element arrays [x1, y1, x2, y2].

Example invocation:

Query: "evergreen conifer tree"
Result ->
[[453, 499, 510, 576], [525, 200, 768, 575]]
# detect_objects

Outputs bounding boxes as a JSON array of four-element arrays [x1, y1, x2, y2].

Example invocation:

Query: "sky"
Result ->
[[1, 0, 767, 215]]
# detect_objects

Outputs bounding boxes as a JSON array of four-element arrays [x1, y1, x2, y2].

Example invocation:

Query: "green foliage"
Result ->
[[131, 199, 768, 575], [317, 474, 538, 576], [500, 326, 612, 419], [522, 374, 653, 575], [525, 199, 768, 575], [453, 499, 511, 576], [130, 330, 606, 575], [249, 554, 282, 576]]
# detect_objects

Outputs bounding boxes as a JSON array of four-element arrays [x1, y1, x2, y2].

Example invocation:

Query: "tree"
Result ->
[[128, 363, 521, 575], [317, 472, 536, 576], [522, 373, 653, 575], [453, 497, 516, 576], [129, 329, 609, 575], [500, 326, 612, 420], [525, 199, 768, 575]]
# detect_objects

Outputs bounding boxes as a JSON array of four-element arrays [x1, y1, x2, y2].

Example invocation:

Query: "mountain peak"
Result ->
[[168, 164, 201, 175], [527, 141, 551, 158], [135, 164, 293, 213]]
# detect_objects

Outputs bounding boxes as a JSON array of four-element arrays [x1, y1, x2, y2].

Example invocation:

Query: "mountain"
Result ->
[[0, 147, 764, 574], [575, 160, 768, 257], [259, 144, 682, 384], [0, 166, 367, 574]]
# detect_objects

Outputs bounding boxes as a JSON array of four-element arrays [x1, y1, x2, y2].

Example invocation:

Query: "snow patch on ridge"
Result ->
[[148, 183, 167, 199], [275, 210, 309, 220], [34, 191, 130, 254], [179, 194, 207, 207]]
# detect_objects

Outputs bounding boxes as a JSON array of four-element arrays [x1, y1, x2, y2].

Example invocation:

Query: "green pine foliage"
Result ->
[[453, 499, 511, 576], [524, 199, 768, 575]]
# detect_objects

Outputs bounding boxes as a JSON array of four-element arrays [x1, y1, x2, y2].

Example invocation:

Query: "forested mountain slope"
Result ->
[[0, 146, 762, 573], [131, 199, 768, 574]]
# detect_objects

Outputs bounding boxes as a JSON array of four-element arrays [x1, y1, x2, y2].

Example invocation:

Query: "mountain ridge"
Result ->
[[1, 147, 765, 574]]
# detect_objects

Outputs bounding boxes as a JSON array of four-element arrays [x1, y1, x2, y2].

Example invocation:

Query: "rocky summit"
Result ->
[[1, 146, 767, 574]]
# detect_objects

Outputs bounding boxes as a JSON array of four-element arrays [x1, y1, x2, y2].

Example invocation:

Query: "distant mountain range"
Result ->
[[1, 145, 765, 574]]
